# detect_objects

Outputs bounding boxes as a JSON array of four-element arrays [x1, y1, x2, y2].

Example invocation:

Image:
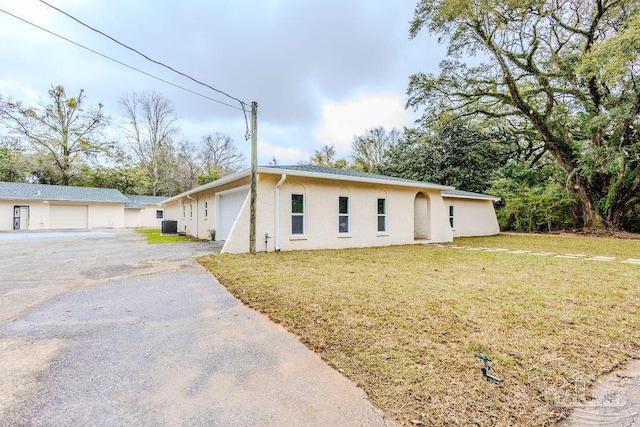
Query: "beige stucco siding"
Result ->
[[0, 200, 49, 230], [139, 204, 164, 228], [124, 209, 141, 228], [443, 198, 500, 237], [220, 173, 454, 253]]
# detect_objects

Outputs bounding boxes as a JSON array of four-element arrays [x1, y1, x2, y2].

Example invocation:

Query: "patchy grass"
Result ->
[[198, 235, 640, 426], [135, 228, 201, 244]]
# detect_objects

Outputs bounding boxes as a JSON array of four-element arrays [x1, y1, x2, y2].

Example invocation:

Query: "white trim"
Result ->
[[261, 167, 454, 191], [442, 192, 501, 202], [274, 174, 287, 251], [377, 197, 387, 233], [338, 196, 350, 235], [291, 192, 305, 237]]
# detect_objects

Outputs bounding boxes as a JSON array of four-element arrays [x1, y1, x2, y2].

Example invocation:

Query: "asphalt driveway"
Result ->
[[0, 230, 395, 426]]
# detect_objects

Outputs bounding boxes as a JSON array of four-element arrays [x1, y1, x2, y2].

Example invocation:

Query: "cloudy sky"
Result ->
[[0, 0, 445, 166]]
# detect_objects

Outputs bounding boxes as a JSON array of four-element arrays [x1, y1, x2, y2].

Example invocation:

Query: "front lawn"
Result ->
[[135, 228, 202, 244], [199, 235, 640, 426]]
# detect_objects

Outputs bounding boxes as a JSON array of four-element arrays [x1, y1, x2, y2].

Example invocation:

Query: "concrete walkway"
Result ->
[[441, 244, 640, 265], [0, 230, 396, 426]]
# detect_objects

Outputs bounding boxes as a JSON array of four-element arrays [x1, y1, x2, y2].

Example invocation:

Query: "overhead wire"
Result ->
[[36, 0, 252, 138], [0, 8, 247, 112]]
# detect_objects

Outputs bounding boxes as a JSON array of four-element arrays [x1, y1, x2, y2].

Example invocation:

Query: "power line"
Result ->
[[0, 8, 247, 112], [37, 0, 249, 109]]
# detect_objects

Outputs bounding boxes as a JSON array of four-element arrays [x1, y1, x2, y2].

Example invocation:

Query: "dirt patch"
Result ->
[[0, 338, 62, 419]]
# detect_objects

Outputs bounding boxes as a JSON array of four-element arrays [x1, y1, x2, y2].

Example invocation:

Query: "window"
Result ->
[[291, 194, 304, 235], [156, 210, 164, 219], [338, 196, 349, 234], [190, 202, 193, 219], [204, 201, 208, 218], [377, 198, 387, 233], [182, 204, 186, 218], [449, 205, 455, 228]]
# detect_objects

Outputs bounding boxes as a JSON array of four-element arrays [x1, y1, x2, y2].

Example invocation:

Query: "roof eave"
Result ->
[[443, 194, 501, 202], [257, 167, 455, 191], [161, 169, 252, 204]]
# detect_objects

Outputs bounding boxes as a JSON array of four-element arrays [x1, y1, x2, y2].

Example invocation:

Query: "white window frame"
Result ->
[[291, 193, 305, 236], [156, 209, 164, 219], [449, 205, 455, 229], [338, 196, 350, 235], [377, 198, 387, 234], [190, 202, 193, 219], [182, 203, 186, 219], [204, 201, 208, 218]]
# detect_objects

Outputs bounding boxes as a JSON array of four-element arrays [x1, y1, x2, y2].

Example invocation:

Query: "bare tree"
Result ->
[[172, 140, 201, 192], [0, 85, 109, 185], [199, 132, 246, 175], [119, 91, 179, 195], [309, 144, 347, 168], [351, 127, 402, 172]]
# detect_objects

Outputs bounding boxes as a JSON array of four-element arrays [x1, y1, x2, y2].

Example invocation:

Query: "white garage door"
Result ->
[[50, 205, 88, 229], [218, 190, 248, 241]]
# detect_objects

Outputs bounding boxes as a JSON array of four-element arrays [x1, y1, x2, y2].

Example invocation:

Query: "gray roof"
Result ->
[[0, 182, 131, 203], [442, 189, 501, 201], [262, 165, 450, 188], [124, 194, 168, 207]]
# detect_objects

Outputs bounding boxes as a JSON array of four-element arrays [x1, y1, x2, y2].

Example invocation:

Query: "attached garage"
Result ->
[[217, 189, 248, 241], [50, 205, 89, 229]]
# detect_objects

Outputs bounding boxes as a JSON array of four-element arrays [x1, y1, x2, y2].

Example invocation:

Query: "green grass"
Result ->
[[199, 234, 640, 426], [135, 228, 202, 244]]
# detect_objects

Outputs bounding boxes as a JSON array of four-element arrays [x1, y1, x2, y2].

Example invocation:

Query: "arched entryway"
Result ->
[[414, 192, 430, 240]]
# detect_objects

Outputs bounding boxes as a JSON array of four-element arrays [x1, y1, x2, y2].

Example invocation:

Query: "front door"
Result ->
[[13, 206, 29, 230]]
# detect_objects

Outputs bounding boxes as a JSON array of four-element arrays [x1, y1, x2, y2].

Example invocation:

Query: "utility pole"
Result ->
[[249, 101, 257, 254]]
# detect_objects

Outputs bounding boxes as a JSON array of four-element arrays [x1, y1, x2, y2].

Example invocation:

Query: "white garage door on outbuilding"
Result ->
[[50, 204, 88, 229], [217, 188, 248, 241]]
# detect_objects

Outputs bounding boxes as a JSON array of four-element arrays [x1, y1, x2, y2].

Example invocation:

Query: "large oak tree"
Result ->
[[408, 0, 640, 228]]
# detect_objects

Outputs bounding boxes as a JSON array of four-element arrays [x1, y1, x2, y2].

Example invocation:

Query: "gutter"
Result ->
[[274, 174, 287, 251], [186, 194, 198, 237]]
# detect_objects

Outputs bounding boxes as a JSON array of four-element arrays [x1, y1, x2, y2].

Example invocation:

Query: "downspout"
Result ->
[[186, 194, 198, 238], [274, 174, 287, 251]]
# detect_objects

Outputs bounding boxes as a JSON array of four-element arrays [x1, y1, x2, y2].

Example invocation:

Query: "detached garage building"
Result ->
[[0, 182, 131, 231]]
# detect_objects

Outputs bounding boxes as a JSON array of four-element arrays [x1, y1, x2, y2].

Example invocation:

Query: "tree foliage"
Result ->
[[377, 122, 505, 192], [489, 162, 580, 232], [409, 0, 640, 228], [308, 144, 347, 168], [0, 85, 109, 185]]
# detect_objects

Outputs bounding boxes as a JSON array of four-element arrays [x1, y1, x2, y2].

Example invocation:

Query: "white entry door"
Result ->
[[218, 189, 248, 241]]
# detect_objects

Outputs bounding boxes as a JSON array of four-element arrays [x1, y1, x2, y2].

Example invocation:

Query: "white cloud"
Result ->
[[314, 92, 410, 154], [257, 139, 306, 165]]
